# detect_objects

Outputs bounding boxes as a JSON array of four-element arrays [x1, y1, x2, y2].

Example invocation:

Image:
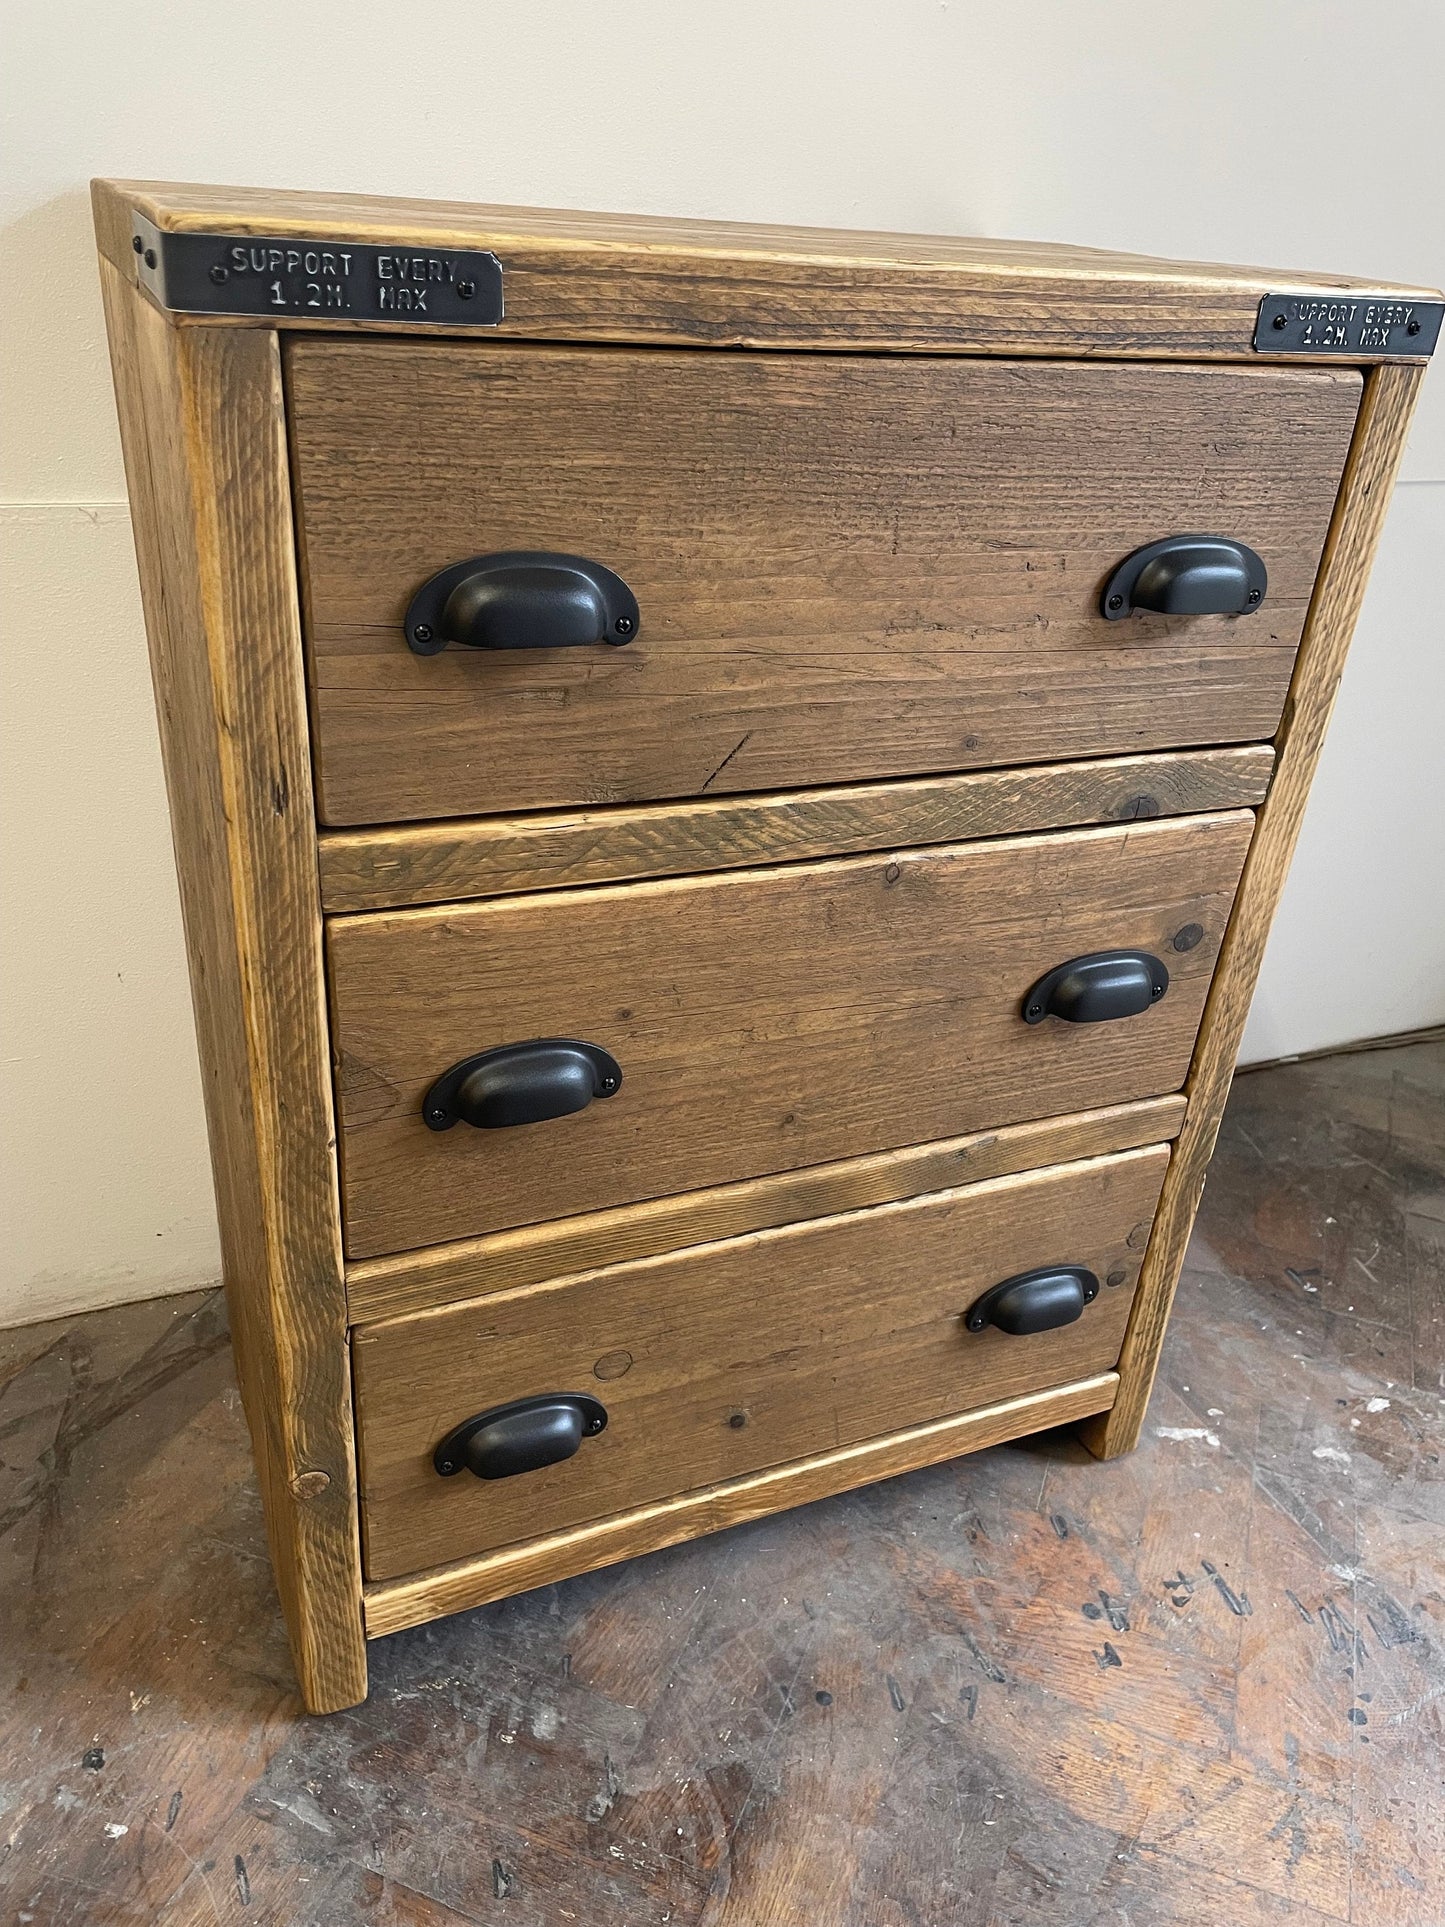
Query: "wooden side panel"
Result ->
[[318, 746, 1275, 913], [287, 343, 1359, 824], [362, 1373, 1119, 1638], [1082, 363, 1427, 1459], [345, 1095, 1187, 1324], [354, 1148, 1168, 1581], [97, 261, 366, 1711], [328, 813, 1252, 1258]]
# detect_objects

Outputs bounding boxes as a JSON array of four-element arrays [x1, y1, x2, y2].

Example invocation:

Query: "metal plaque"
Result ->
[[1254, 291, 1440, 358], [131, 214, 503, 325]]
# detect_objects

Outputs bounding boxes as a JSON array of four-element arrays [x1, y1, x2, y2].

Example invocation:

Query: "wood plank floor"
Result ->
[[1, 1040, 1441, 1926]]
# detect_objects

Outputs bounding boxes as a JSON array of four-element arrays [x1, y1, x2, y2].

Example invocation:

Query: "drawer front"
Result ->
[[287, 343, 1359, 825], [354, 1145, 1169, 1581], [329, 812, 1251, 1258]]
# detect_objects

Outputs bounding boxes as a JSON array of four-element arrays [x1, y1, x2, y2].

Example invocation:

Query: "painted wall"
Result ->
[[3, 2, 1442, 1326]]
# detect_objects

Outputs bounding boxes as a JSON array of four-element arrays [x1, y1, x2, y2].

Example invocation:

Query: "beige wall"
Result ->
[[3, 2, 1442, 1326]]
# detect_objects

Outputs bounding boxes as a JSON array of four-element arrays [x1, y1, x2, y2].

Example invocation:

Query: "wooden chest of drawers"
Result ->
[[93, 178, 1439, 1711]]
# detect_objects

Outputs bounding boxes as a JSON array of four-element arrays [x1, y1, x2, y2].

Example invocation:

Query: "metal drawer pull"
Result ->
[[1100, 535, 1267, 620], [423, 1039, 622, 1131], [1022, 950, 1169, 1025], [434, 1395, 609, 1479], [404, 550, 640, 655], [965, 1266, 1100, 1336]]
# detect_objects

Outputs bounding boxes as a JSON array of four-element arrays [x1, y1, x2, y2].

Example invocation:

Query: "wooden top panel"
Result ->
[[93, 178, 1441, 361]]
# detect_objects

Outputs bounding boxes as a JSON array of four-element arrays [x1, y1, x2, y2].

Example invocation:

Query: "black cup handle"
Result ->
[[1101, 535, 1267, 620], [423, 1039, 622, 1132], [965, 1267, 1100, 1336], [1023, 951, 1169, 1025], [405, 551, 639, 655], [434, 1395, 609, 1479]]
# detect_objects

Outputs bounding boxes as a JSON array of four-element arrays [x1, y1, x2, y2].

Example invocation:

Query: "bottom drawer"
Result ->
[[354, 1145, 1168, 1581]]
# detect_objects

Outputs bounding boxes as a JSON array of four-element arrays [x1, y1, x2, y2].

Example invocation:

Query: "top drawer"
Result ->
[[287, 345, 1359, 826]]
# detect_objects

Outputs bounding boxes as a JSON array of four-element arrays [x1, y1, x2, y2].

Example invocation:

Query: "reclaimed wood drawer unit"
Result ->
[[94, 178, 1439, 1711]]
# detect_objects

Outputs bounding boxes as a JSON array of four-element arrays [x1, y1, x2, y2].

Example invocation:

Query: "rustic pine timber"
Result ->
[[92, 177, 1434, 1707], [316, 747, 1275, 913], [328, 814, 1251, 1258], [286, 343, 1355, 823], [91, 177, 1438, 364], [1079, 361, 1427, 1459], [97, 260, 368, 1712], [355, 1148, 1167, 1580], [344, 1095, 1186, 1324]]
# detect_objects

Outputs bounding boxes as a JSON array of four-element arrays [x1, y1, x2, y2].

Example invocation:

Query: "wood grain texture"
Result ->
[[355, 1147, 1166, 1580], [318, 745, 1275, 913], [328, 813, 1251, 1259], [88, 172, 1430, 1699], [1081, 362, 1427, 1461], [362, 1373, 1119, 1638], [97, 262, 367, 1712], [345, 1095, 1187, 1324], [288, 341, 1357, 823], [93, 177, 1442, 363]]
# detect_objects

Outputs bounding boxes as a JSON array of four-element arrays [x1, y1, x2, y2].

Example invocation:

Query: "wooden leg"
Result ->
[[99, 263, 368, 1709]]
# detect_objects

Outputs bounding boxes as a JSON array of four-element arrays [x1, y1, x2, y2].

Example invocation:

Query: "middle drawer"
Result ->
[[329, 811, 1250, 1258]]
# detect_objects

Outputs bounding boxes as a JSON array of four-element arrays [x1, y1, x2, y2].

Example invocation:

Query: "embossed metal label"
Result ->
[[131, 214, 503, 325], [1254, 292, 1439, 357]]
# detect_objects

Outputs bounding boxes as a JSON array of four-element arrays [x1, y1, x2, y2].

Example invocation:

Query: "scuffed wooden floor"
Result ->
[[2, 1040, 1441, 1926]]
